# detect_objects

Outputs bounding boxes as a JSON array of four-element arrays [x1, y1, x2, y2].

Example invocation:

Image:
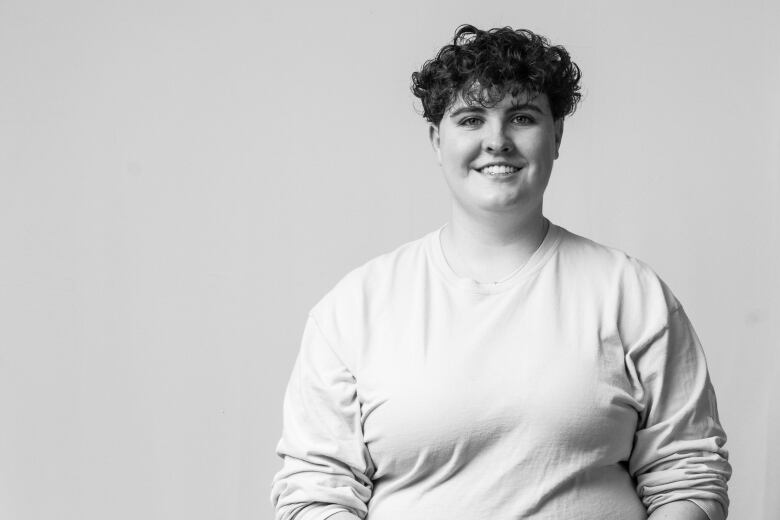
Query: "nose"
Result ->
[[483, 123, 513, 153]]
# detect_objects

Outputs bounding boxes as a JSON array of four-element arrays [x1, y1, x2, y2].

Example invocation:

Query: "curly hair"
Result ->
[[411, 24, 582, 125]]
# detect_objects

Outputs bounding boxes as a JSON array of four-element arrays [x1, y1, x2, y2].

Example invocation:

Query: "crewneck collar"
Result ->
[[426, 219, 562, 294]]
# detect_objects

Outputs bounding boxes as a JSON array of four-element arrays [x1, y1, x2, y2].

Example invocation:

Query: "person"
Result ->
[[270, 24, 731, 520]]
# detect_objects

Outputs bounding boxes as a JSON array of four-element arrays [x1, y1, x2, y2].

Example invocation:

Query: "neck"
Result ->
[[441, 207, 549, 284]]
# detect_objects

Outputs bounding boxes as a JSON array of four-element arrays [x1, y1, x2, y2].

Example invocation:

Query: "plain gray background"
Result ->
[[1, 0, 778, 519]]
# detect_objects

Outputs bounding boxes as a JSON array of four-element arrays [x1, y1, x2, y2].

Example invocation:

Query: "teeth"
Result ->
[[480, 165, 518, 176]]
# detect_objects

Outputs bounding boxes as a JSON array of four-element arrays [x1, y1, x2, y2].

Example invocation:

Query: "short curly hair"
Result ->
[[411, 24, 582, 125]]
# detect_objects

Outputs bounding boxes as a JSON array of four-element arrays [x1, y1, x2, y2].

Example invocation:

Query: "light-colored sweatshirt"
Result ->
[[271, 221, 731, 520]]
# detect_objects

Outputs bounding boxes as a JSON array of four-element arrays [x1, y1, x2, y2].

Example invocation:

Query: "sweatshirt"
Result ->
[[271, 220, 731, 520]]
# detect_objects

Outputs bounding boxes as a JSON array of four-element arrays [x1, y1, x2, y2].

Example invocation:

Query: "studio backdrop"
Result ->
[[1, 1, 778, 519]]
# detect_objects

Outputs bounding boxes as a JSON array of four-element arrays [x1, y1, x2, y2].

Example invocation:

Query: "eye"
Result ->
[[458, 116, 483, 127], [512, 114, 536, 125]]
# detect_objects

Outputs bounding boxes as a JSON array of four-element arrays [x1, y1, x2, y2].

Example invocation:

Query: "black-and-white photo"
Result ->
[[1, 2, 778, 520]]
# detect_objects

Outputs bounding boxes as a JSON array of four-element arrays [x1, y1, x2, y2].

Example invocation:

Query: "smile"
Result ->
[[477, 165, 520, 177]]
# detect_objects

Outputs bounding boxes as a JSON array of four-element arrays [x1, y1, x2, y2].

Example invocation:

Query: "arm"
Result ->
[[270, 314, 374, 520], [326, 513, 362, 520], [648, 501, 709, 520], [626, 304, 731, 519]]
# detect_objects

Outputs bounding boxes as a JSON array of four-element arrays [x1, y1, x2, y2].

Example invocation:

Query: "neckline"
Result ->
[[426, 219, 562, 294]]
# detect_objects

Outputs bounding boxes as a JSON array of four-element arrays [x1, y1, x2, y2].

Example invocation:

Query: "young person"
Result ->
[[271, 24, 731, 520]]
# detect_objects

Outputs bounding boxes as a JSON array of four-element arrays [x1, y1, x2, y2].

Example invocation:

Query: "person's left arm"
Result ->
[[647, 500, 711, 519], [626, 303, 731, 520]]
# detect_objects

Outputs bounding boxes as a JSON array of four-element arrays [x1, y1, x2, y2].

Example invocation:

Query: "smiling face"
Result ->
[[429, 90, 564, 220]]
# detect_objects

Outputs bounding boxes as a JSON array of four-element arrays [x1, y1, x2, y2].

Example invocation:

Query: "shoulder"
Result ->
[[555, 225, 649, 276], [307, 228, 432, 363], [311, 229, 429, 314], [554, 224, 684, 350], [554, 224, 681, 321]]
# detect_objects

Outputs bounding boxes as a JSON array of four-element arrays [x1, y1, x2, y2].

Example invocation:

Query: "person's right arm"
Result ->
[[270, 313, 374, 520]]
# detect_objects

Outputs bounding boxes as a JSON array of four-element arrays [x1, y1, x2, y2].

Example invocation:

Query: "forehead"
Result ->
[[446, 89, 552, 114]]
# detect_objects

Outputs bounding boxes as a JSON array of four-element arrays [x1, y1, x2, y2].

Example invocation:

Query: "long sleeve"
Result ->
[[270, 313, 374, 520], [626, 304, 731, 519], [270, 223, 731, 519]]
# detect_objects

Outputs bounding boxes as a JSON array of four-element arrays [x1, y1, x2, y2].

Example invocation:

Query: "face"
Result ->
[[429, 91, 564, 218]]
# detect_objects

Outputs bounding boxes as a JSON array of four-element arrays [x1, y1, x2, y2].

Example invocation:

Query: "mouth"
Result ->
[[475, 164, 521, 178]]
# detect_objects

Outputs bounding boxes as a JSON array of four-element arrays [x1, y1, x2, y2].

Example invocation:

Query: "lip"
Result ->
[[472, 167, 520, 181], [474, 162, 523, 171]]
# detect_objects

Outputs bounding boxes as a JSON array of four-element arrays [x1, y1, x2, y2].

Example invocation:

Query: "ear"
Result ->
[[428, 123, 442, 164], [553, 118, 564, 159]]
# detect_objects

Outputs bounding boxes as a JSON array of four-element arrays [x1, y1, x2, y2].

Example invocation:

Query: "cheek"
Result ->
[[524, 135, 557, 164], [441, 140, 478, 168]]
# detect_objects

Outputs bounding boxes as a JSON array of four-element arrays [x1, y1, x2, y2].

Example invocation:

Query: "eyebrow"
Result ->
[[448, 102, 545, 118]]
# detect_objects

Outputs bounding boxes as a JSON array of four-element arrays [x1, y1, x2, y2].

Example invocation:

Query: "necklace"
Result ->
[[443, 219, 550, 285]]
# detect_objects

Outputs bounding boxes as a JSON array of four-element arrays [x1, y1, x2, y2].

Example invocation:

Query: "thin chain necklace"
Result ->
[[445, 218, 550, 285]]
